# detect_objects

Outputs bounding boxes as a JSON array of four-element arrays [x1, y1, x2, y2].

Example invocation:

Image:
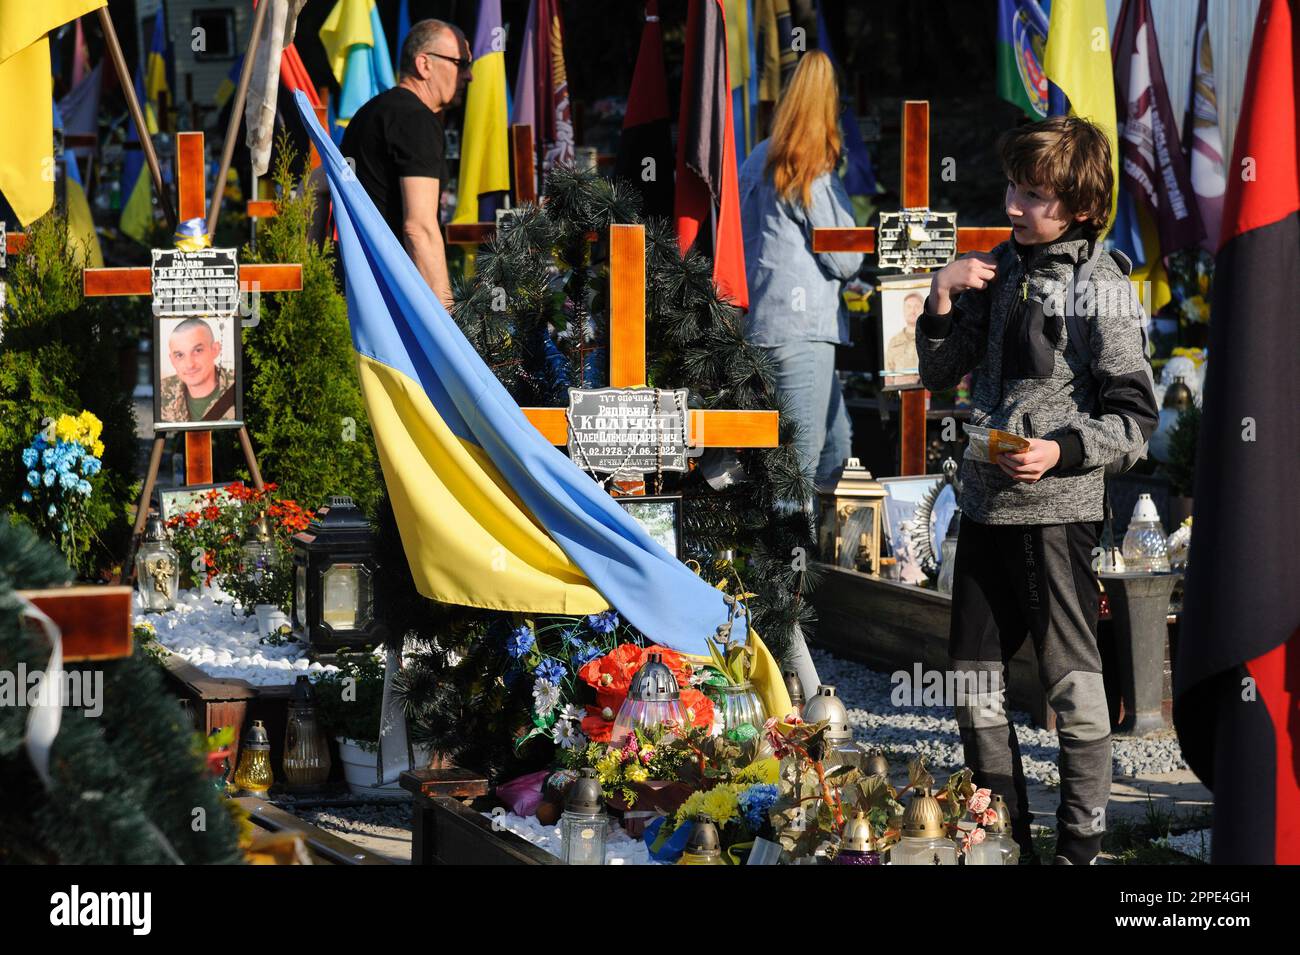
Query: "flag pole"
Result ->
[[95, 6, 178, 231], [206, 0, 272, 236]]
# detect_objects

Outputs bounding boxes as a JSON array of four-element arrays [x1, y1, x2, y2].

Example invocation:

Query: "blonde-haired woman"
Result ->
[[740, 49, 864, 487]]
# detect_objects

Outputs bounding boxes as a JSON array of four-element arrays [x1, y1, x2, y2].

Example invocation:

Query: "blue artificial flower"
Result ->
[[47, 504, 57, 518], [573, 642, 602, 667], [534, 657, 566, 685], [587, 611, 619, 635], [505, 625, 535, 659], [81, 456, 101, 476], [43, 470, 56, 487], [60, 521, 68, 532], [21, 447, 37, 468], [41, 448, 56, 467], [77, 479, 92, 496], [27, 470, 40, 488], [59, 470, 80, 491], [21, 491, 33, 503], [33, 433, 47, 449], [737, 783, 780, 831], [65, 441, 82, 459]]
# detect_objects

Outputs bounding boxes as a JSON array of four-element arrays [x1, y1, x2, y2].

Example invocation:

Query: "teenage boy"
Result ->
[[917, 116, 1159, 865]]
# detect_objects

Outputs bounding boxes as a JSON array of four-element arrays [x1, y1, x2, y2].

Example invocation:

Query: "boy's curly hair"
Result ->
[[997, 116, 1113, 236]]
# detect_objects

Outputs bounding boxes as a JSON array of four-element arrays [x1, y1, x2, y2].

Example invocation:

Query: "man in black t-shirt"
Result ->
[[340, 19, 472, 308]]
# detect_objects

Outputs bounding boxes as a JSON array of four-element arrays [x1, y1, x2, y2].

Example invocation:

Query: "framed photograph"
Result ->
[[878, 474, 947, 584], [877, 272, 931, 391], [154, 482, 233, 525], [616, 494, 683, 561], [153, 315, 242, 431]]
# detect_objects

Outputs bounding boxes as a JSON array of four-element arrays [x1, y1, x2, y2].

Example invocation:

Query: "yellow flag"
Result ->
[[66, 175, 103, 269], [1043, 0, 1119, 234], [0, 2, 105, 226], [1129, 203, 1172, 315], [319, 0, 375, 85]]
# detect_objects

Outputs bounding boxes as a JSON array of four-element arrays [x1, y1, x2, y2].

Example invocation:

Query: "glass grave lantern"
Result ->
[[135, 514, 180, 612], [241, 512, 277, 582], [291, 496, 382, 651], [817, 458, 887, 575], [966, 794, 1020, 866], [891, 788, 958, 865], [801, 685, 864, 772], [559, 768, 608, 865], [611, 653, 685, 746]]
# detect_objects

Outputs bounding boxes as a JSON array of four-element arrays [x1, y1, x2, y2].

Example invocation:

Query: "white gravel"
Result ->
[[483, 811, 651, 865], [1154, 828, 1210, 861], [810, 647, 1189, 785], [141, 586, 337, 686]]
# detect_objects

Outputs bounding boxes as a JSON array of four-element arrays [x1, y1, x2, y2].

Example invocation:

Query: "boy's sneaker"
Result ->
[[1054, 831, 1103, 866]]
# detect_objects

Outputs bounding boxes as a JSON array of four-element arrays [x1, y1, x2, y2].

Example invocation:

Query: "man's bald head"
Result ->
[[399, 20, 466, 79]]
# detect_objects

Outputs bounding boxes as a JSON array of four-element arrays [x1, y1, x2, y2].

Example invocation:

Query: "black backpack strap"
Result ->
[[1066, 240, 1108, 369]]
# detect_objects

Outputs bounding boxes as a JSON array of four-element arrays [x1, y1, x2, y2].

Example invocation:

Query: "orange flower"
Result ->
[[679, 687, 715, 730], [645, 645, 694, 686], [582, 706, 616, 743], [578, 643, 645, 696]]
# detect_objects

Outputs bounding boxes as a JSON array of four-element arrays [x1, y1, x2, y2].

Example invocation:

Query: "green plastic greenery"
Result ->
[[1164, 404, 1201, 498], [0, 214, 142, 578], [241, 139, 379, 515], [312, 651, 387, 751]]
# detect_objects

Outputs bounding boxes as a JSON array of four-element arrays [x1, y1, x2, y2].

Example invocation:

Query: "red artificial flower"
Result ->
[[202, 506, 220, 521], [582, 707, 615, 743], [645, 645, 694, 686], [678, 687, 714, 730], [578, 643, 646, 696]]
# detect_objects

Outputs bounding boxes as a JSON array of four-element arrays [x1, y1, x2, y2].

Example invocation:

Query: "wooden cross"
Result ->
[[445, 124, 540, 245], [81, 130, 303, 578], [247, 103, 330, 221], [521, 223, 778, 484], [813, 101, 1012, 475]]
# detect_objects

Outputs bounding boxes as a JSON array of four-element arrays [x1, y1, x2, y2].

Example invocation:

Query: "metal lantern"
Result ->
[[611, 652, 685, 746], [232, 719, 274, 794], [559, 768, 607, 865], [290, 496, 382, 651], [282, 676, 331, 791], [966, 794, 1021, 866], [782, 668, 805, 720], [817, 458, 886, 574], [135, 514, 180, 612], [863, 750, 890, 780], [835, 808, 882, 865], [241, 513, 277, 581], [801, 685, 863, 771], [892, 788, 957, 865], [678, 815, 726, 865]]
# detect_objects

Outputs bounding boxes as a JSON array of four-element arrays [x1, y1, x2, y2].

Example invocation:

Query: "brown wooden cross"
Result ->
[[813, 101, 1012, 475], [445, 124, 540, 245], [521, 223, 778, 485], [81, 130, 303, 578]]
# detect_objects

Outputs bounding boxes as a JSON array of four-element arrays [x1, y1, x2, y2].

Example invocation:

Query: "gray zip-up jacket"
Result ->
[[917, 230, 1159, 525]]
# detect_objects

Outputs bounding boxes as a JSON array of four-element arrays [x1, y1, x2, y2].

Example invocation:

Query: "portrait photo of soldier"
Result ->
[[879, 280, 928, 389], [155, 317, 238, 426]]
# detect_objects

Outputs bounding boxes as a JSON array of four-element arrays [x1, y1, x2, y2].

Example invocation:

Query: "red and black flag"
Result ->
[[673, 0, 748, 310], [1174, 0, 1300, 865], [616, 0, 674, 220]]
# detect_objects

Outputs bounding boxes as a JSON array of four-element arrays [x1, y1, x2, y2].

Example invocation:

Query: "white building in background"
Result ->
[[133, 0, 253, 117]]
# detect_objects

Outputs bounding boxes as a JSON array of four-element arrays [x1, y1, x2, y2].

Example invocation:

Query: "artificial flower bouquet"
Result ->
[[17, 411, 107, 574], [163, 481, 311, 610]]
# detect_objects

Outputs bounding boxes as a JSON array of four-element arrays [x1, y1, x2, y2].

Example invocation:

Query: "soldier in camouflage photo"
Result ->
[[157, 317, 237, 424]]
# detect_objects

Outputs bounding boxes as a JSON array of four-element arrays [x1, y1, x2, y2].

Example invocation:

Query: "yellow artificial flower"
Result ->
[[624, 763, 649, 783], [735, 757, 779, 786], [54, 414, 79, 442], [92, 440, 104, 457], [700, 786, 740, 827]]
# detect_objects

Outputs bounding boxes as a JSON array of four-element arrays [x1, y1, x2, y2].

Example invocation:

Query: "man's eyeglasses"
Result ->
[[421, 50, 472, 71]]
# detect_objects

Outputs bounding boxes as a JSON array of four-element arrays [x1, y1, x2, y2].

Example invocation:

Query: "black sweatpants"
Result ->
[[949, 515, 1110, 862]]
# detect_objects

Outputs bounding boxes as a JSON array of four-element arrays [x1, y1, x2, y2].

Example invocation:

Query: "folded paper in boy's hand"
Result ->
[[963, 424, 1031, 463]]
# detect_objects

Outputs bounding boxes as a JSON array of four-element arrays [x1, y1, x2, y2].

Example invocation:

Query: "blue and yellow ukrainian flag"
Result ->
[[144, 7, 169, 109], [53, 99, 103, 268], [293, 91, 789, 716], [119, 70, 159, 244], [1043, 0, 1118, 232], [452, 0, 510, 224], [319, 0, 395, 142]]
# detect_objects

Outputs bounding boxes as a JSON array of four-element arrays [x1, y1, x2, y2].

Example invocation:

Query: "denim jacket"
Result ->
[[739, 140, 865, 346]]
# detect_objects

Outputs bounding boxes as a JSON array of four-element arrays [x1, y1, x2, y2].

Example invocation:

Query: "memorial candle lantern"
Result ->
[[835, 809, 882, 865], [135, 515, 180, 612], [678, 816, 726, 865], [232, 720, 274, 794], [611, 653, 685, 746], [241, 513, 277, 580], [559, 768, 607, 865], [816, 458, 886, 574], [891, 789, 957, 865], [290, 496, 383, 651], [966, 794, 1020, 866], [282, 676, 331, 791]]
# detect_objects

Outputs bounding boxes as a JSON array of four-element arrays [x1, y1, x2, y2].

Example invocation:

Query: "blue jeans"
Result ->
[[760, 341, 852, 486]]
